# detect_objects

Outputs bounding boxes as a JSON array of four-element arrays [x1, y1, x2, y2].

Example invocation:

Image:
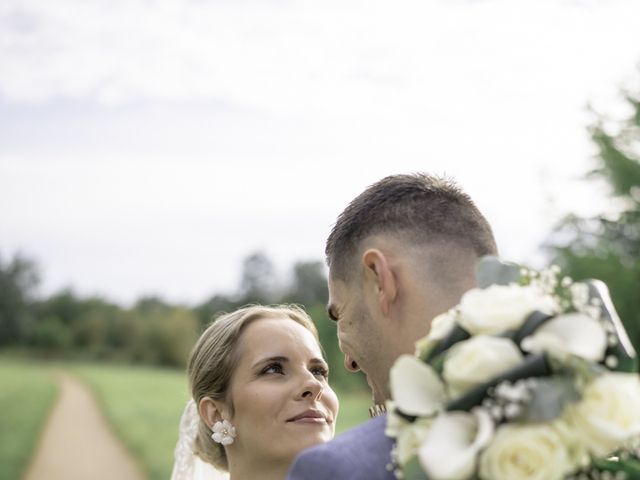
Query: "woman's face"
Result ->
[[225, 316, 339, 465]]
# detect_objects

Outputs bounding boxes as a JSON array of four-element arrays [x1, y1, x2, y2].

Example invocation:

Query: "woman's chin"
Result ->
[[287, 426, 334, 450]]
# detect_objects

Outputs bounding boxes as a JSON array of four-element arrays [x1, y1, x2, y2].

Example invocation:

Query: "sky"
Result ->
[[1, 0, 640, 305]]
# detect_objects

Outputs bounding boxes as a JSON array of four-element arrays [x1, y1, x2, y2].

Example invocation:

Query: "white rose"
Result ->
[[415, 310, 457, 358], [443, 336, 523, 398], [564, 372, 640, 457], [458, 284, 558, 335], [553, 420, 590, 469], [479, 423, 576, 480]]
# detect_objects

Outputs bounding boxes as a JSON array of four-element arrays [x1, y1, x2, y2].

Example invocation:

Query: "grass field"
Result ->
[[0, 358, 57, 480], [73, 363, 191, 480], [0, 358, 372, 480]]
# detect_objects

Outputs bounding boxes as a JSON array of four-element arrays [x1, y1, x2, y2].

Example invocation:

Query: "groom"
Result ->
[[287, 173, 497, 479]]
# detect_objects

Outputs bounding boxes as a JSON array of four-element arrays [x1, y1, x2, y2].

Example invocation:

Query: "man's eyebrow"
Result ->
[[326, 304, 338, 321], [251, 356, 288, 369]]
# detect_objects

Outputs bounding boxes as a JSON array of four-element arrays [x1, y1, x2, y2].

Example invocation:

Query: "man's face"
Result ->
[[327, 274, 390, 404]]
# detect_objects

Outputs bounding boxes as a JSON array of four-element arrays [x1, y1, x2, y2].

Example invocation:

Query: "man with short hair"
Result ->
[[287, 173, 497, 480]]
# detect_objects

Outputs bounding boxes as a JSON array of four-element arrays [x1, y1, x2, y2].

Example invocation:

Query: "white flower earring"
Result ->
[[211, 419, 236, 445]]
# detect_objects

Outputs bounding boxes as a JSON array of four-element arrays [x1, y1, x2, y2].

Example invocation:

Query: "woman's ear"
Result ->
[[198, 397, 229, 429], [361, 248, 397, 317]]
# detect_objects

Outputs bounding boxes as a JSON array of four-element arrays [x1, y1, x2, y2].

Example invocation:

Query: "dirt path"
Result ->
[[23, 372, 145, 480]]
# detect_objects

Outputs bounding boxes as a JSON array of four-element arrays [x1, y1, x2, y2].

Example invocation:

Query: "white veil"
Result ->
[[171, 399, 230, 480]]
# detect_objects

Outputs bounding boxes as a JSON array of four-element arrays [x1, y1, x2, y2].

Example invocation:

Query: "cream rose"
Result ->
[[564, 372, 640, 457], [479, 423, 575, 480], [443, 336, 523, 398], [458, 284, 558, 335]]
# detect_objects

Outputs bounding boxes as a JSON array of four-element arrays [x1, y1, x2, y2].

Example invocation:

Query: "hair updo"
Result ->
[[187, 304, 319, 470]]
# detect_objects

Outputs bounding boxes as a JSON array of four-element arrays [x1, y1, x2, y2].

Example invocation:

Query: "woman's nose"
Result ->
[[299, 373, 323, 400]]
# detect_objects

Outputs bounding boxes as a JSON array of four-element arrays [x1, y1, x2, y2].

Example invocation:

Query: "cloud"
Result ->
[[1, 0, 638, 111], [2, 0, 640, 301]]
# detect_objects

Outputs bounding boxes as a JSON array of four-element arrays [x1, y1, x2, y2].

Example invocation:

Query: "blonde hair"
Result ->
[[187, 304, 319, 470]]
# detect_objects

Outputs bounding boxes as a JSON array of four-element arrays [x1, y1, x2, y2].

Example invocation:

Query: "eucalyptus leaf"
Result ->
[[476, 256, 521, 288], [521, 377, 580, 422]]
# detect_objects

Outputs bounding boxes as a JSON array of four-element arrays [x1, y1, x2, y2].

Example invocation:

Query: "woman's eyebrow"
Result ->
[[251, 355, 288, 369], [309, 357, 328, 367]]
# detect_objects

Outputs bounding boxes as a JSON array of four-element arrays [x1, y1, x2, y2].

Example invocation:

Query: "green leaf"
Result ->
[[592, 456, 640, 479], [425, 325, 470, 365], [510, 311, 553, 346], [549, 353, 605, 384], [587, 280, 638, 373], [446, 354, 550, 412], [476, 256, 521, 288], [403, 456, 430, 480]]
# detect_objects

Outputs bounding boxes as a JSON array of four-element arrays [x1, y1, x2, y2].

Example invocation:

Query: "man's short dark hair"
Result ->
[[325, 173, 497, 280]]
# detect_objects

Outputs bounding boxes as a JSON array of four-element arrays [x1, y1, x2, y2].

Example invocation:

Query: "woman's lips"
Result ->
[[291, 416, 327, 424], [287, 409, 330, 424]]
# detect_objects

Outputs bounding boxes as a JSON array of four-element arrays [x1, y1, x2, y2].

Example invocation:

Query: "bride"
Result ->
[[171, 305, 339, 480]]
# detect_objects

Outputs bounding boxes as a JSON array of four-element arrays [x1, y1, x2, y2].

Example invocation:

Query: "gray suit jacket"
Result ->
[[286, 414, 396, 480]]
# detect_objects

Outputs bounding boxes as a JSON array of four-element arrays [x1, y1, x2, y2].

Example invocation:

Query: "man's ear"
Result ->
[[362, 248, 397, 317], [198, 397, 229, 429]]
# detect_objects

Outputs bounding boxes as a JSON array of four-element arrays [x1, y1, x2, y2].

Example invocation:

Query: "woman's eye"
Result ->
[[263, 362, 284, 375], [311, 366, 329, 378]]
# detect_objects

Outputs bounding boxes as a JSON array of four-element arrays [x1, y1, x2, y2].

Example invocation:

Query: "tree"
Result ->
[[285, 260, 328, 306], [0, 252, 40, 345], [547, 71, 640, 353], [194, 293, 238, 329], [238, 251, 278, 303]]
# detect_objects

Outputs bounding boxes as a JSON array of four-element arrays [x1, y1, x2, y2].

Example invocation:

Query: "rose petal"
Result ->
[[390, 355, 447, 416]]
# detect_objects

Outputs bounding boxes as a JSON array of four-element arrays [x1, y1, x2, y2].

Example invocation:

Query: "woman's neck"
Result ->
[[227, 455, 290, 480]]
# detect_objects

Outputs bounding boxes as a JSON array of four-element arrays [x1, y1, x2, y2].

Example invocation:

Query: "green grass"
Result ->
[[0, 358, 57, 480], [73, 363, 190, 480], [334, 390, 373, 434], [0, 358, 373, 480], [74, 363, 372, 479]]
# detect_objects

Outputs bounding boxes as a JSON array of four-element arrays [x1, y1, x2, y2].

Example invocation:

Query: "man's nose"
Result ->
[[344, 354, 360, 373]]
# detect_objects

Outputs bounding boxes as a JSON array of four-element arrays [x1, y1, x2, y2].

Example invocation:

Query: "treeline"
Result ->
[[4, 70, 639, 391], [546, 71, 640, 354], [0, 251, 364, 391]]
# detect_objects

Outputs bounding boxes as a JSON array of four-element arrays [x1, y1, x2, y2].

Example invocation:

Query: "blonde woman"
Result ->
[[171, 305, 339, 480]]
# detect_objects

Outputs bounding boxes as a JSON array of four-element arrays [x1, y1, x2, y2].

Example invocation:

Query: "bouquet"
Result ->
[[386, 256, 640, 480]]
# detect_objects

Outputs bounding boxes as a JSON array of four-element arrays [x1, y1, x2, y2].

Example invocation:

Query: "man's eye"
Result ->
[[262, 362, 284, 375]]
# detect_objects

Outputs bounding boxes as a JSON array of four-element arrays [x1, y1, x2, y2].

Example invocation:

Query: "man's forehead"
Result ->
[[329, 275, 354, 309]]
